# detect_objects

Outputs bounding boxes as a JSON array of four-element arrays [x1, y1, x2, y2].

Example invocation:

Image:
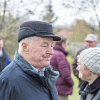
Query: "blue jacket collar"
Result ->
[[14, 51, 32, 70], [14, 51, 54, 73]]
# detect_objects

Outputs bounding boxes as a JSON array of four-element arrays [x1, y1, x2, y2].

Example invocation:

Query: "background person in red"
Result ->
[[50, 36, 74, 100]]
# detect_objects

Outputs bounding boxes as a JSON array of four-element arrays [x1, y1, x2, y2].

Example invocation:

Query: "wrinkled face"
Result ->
[[85, 41, 97, 48], [27, 37, 53, 68], [77, 57, 92, 81], [0, 40, 3, 50]]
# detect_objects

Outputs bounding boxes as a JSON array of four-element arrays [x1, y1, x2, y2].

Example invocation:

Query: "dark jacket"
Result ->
[[79, 76, 100, 100], [50, 45, 74, 95], [72, 47, 85, 87], [0, 51, 59, 100], [0, 49, 10, 72]]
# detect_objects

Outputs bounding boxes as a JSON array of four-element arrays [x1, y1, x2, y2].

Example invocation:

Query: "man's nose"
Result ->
[[47, 47, 53, 55]]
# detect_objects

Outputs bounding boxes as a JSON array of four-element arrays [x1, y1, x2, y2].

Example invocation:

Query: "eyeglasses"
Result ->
[[77, 62, 84, 66]]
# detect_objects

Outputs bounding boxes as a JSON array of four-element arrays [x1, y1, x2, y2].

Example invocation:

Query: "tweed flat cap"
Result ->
[[79, 47, 100, 75], [18, 21, 61, 42]]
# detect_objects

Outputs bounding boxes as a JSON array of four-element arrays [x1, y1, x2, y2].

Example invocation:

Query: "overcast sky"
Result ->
[[27, 0, 100, 27], [50, 0, 100, 27], [9, 0, 100, 27], [28, 0, 79, 26]]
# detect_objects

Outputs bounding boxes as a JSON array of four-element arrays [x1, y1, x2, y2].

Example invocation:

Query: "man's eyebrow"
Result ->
[[42, 42, 48, 44], [42, 41, 53, 44]]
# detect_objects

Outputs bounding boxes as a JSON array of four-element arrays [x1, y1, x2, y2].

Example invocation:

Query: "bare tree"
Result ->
[[0, 0, 44, 26], [42, 0, 58, 24], [0, 0, 45, 60], [62, 0, 100, 33]]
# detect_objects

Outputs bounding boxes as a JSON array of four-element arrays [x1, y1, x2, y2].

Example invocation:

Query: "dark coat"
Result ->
[[0, 49, 10, 72], [72, 47, 85, 87], [0, 49, 7, 72], [79, 76, 100, 100], [0, 51, 59, 100], [50, 45, 74, 95]]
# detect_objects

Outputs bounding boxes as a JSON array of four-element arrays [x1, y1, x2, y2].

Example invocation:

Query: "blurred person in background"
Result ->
[[0, 38, 10, 72], [50, 36, 74, 100], [77, 47, 100, 100], [72, 34, 97, 88]]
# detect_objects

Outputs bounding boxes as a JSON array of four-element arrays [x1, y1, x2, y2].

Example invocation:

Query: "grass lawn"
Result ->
[[69, 73, 80, 100], [67, 55, 80, 100]]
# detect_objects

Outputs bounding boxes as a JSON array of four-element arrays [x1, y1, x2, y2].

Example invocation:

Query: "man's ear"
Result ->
[[22, 42, 29, 52]]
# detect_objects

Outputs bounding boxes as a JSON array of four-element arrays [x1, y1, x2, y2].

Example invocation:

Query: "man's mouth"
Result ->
[[43, 57, 51, 61]]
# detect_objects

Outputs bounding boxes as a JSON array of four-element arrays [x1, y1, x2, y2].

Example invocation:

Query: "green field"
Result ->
[[67, 55, 80, 100], [69, 73, 80, 100]]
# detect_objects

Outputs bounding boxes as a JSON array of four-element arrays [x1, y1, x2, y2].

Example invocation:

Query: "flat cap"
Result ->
[[18, 21, 61, 42]]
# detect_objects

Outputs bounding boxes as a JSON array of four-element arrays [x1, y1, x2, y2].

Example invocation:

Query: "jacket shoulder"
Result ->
[[77, 47, 86, 55], [0, 60, 22, 82], [54, 49, 65, 57]]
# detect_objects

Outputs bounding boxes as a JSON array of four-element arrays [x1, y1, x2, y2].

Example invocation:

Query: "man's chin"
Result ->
[[43, 62, 50, 67], [38, 62, 50, 68]]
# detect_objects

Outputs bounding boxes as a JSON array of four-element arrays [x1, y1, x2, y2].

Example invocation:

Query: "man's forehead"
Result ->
[[39, 37, 53, 43]]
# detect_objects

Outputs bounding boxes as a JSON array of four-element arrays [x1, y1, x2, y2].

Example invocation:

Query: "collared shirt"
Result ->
[[31, 65, 45, 76]]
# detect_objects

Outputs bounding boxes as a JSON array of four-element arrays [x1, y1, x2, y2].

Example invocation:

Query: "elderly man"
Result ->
[[0, 21, 61, 100], [72, 34, 97, 88], [0, 39, 10, 72]]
